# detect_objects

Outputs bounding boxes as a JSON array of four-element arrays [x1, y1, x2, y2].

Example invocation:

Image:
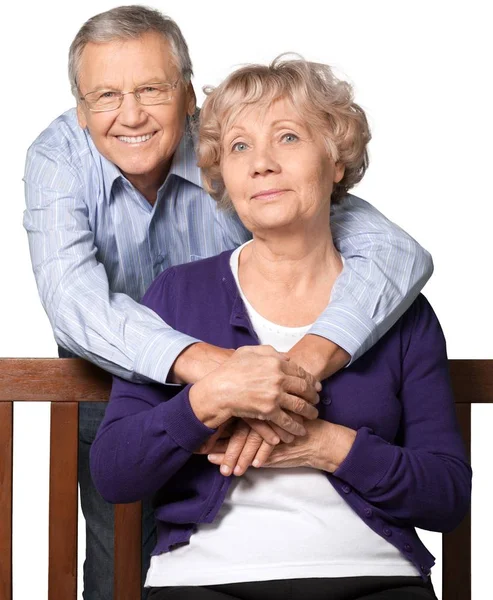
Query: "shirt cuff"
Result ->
[[308, 300, 378, 365], [134, 328, 200, 384], [333, 426, 397, 494], [159, 384, 217, 452]]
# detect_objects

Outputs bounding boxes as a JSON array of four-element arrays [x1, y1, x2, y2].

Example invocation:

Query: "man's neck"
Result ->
[[124, 161, 171, 205]]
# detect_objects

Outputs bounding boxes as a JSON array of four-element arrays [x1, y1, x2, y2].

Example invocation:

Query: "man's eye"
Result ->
[[99, 91, 117, 99], [232, 142, 248, 152]]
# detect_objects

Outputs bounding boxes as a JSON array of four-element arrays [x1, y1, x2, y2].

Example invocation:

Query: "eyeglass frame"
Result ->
[[79, 80, 180, 113]]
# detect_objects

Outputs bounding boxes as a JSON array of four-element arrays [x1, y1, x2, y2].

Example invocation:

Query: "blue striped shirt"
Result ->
[[23, 108, 433, 383]]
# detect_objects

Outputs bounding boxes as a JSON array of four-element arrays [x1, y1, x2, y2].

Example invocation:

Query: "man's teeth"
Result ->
[[118, 133, 153, 144]]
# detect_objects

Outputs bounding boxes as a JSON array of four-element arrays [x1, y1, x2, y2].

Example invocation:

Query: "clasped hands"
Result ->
[[189, 344, 327, 477]]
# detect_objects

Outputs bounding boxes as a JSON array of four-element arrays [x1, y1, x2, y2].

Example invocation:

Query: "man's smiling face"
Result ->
[[76, 31, 195, 195]]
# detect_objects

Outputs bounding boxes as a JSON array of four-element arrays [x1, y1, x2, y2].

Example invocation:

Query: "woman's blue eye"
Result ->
[[282, 133, 299, 143], [232, 142, 248, 152]]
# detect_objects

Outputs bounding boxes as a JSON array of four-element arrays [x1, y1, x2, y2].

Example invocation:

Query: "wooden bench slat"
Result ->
[[0, 359, 111, 402], [449, 360, 493, 404], [442, 402, 472, 600], [49, 402, 79, 600], [0, 402, 13, 600], [114, 502, 142, 600]]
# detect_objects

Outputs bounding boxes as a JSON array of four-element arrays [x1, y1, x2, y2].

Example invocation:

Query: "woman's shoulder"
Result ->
[[396, 293, 447, 361], [140, 250, 236, 323]]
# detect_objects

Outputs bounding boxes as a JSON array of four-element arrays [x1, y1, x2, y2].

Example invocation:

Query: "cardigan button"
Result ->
[[341, 484, 351, 494], [321, 395, 332, 405], [363, 508, 373, 518], [420, 565, 430, 575], [404, 543, 413, 552], [383, 527, 392, 537]]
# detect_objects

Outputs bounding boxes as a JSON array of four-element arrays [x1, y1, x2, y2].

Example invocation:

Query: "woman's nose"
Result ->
[[249, 145, 281, 177]]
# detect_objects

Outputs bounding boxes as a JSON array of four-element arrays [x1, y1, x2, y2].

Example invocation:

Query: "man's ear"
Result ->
[[186, 82, 197, 117], [77, 103, 88, 129]]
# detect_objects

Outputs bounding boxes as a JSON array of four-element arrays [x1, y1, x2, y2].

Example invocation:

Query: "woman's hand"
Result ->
[[207, 419, 357, 474], [189, 345, 321, 435]]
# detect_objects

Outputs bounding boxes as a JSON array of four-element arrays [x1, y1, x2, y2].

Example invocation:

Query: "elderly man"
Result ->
[[24, 5, 432, 600]]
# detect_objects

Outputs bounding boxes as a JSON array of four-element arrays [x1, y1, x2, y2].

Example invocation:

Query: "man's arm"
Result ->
[[23, 137, 198, 384], [292, 194, 433, 379]]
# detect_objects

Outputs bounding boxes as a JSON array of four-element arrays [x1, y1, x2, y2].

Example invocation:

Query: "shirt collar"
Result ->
[[100, 153, 124, 200]]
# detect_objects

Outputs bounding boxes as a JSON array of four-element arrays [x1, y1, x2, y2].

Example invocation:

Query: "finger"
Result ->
[[282, 373, 320, 405], [233, 430, 265, 476], [244, 418, 283, 445], [195, 429, 223, 455], [268, 422, 295, 444], [281, 393, 319, 420], [218, 421, 250, 476], [271, 410, 307, 437], [208, 452, 225, 465], [281, 361, 322, 395], [206, 438, 230, 454], [252, 439, 276, 468]]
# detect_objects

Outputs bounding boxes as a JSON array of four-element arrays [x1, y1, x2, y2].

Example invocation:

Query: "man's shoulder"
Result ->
[[24, 108, 103, 191], [29, 108, 86, 151]]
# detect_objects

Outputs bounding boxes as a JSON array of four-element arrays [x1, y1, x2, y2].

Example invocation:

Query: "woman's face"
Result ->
[[220, 97, 344, 235]]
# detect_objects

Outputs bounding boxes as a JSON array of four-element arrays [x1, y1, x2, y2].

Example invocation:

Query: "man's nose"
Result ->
[[117, 93, 147, 127], [249, 144, 281, 177]]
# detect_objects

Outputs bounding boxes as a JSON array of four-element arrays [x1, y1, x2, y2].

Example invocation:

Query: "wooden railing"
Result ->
[[0, 358, 491, 600]]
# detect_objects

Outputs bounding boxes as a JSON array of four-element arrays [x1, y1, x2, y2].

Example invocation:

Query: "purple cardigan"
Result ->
[[90, 250, 471, 579]]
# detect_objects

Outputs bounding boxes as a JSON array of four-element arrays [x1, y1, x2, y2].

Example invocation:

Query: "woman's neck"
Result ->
[[238, 227, 342, 327]]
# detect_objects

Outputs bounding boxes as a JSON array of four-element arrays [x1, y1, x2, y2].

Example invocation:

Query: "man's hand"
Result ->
[[288, 334, 350, 381], [189, 345, 321, 433], [169, 342, 234, 384]]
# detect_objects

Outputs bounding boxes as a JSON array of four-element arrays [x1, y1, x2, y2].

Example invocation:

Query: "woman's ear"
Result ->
[[334, 162, 345, 183]]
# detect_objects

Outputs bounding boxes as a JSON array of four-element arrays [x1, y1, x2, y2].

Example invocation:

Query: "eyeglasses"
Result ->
[[80, 81, 179, 112]]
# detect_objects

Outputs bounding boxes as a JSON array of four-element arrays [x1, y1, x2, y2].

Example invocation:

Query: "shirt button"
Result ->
[[321, 395, 332, 405], [404, 543, 413, 552], [341, 484, 351, 494], [364, 508, 373, 518], [383, 527, 392, 537]]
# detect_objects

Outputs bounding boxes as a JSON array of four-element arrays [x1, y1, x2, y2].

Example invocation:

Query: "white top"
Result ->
[[145, 242, 419, 587]]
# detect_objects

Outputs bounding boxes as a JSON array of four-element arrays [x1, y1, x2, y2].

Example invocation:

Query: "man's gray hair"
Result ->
[[68, 5, 193, 98]]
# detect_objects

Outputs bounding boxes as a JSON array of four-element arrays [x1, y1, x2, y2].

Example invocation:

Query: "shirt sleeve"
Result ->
[[23, 135, 198, 384], [333, 295, 472, 532], [309, 194, 434, 363]]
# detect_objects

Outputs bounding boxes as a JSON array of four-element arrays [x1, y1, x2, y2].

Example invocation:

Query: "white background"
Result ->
[[2, 1, 492, 598]]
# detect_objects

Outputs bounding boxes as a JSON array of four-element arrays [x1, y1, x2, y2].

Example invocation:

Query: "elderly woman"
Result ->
[[91, 56, 471, 600]]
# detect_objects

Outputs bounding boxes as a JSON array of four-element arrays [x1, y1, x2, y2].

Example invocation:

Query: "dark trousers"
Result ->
[[79, 401, 156, 600], [148, 576, 437, 600]]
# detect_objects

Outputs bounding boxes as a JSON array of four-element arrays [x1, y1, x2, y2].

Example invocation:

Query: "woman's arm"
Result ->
[[90, 378, 216, 504], [331, 295, 471, 532]]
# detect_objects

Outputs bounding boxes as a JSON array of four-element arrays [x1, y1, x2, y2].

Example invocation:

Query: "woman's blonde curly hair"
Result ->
[[197, 54, 371, 210]]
